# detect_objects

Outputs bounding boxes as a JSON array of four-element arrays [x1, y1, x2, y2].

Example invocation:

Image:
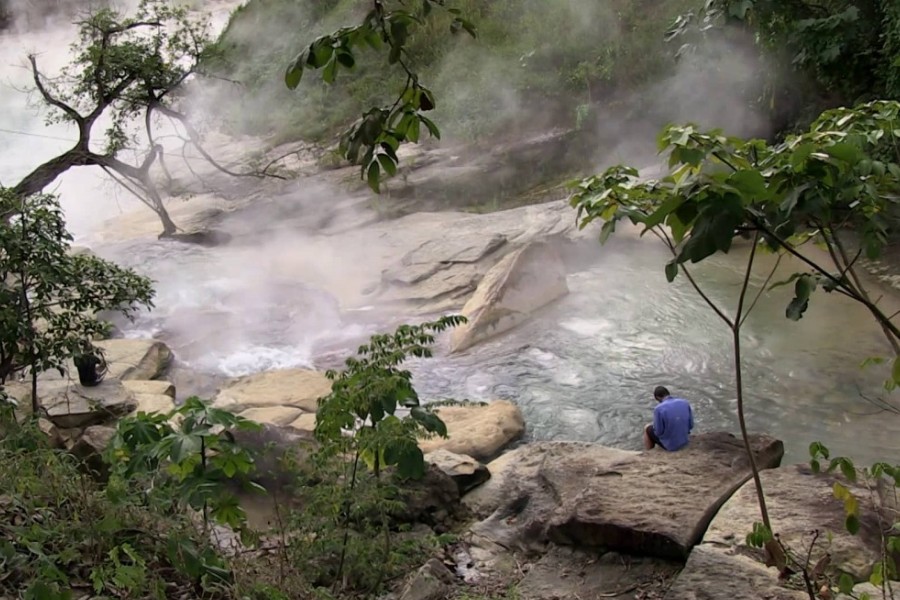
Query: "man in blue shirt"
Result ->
[[643, 386, 693, 451]]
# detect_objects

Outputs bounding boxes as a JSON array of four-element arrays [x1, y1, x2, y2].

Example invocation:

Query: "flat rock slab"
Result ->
[[212, 369, 332, 413], [464, 433, 784, 560], [238, 406, 304, 427], [130, 393, 176, 416], [665, 545, 806, 600], [703, 464, 898, 581], [419, 401, 525, 462], [95, 339, 172, 381], [122, 379, 175, 398], [518, 546, 681, 600], [450, 240, 569, 353], [42, 379, 138, 429]]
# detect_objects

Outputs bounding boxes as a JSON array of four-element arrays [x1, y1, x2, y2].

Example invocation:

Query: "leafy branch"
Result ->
[[284, 0, 476, 192]]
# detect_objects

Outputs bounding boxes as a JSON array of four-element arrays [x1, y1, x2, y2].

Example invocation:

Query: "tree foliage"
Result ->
[[0, 409, 242, 600], [316, 315, 465, 480], [7, 0, 282, 236], [107, 397, 263, 539], [0, 190, 153, 412], [669, 0, 900, 124], [284, 0, 475, 192]]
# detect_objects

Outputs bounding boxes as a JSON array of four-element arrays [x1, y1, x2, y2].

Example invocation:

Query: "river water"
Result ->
[[96, 230, 900, 467]]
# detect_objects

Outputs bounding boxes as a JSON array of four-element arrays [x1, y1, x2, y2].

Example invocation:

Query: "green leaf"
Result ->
[[598, 219, 616, 244], [419, 115, 441, 139], [870, 562, 884, 587], [838, 457, 857, 483], [665, 261, 679, 282], [845, 513, 861, 535], [335, 50, 355, 69], [786, 274, 816, 320], [892, 356, 900, 386], [838, 572, 855, 594], [367, 160, 381, 193], [407, 117, 421, 143], [284, 61, 303, 90], [378, 154, 397, 177], [322, 56, 338, 84], [410, 406, 447, 436], [642, 194, 687, 229], [728, 169, 768, 199], [824, 142, 863, 165]]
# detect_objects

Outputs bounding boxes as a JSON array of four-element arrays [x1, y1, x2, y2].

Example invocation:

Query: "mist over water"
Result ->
[[2, 0, 898, 467]]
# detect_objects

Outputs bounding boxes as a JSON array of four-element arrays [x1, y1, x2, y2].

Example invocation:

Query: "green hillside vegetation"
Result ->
[[207, 0, 698, 144]]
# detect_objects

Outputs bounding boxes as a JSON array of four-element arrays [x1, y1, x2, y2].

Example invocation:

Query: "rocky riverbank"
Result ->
[[13, 347, 898, 599]]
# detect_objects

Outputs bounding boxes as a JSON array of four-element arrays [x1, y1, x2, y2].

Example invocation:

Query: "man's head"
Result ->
[[653, 386, 670, 402]]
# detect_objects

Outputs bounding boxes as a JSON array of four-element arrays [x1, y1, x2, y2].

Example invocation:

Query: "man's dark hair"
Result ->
[[654, 386, 670, 400]]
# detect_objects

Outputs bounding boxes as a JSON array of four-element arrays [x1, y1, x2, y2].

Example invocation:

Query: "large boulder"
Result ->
[[42, 380, 138, 429], [364, 200, 582, 314], [450, 240, 568, 353], [94, 339, 172, 381], [398, 558, 456, 600], [463, 433, 784, 560], [426, 449, 491, 495], [70, 425, 117, 478], [419, 401, 525, 461], [211, 369, 332, 414], [123, 379, 176, 416], [701, 464, 899, 582], [229, 424, 317, 493], [664, 545, 806, 600]]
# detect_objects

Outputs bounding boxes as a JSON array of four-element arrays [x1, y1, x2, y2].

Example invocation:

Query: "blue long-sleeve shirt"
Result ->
[[653, 397, 693, 451]]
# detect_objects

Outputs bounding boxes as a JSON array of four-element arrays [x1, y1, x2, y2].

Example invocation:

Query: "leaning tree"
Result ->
[[6, 0, 280, 236]]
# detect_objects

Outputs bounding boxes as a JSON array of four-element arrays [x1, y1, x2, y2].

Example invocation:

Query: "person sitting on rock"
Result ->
[[643, 385, 693, 451]]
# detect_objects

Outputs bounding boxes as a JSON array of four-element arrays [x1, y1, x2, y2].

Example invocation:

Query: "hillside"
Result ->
[[205, 0, 699, 146]]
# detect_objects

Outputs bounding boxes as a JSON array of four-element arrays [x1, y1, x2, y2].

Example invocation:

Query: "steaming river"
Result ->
[[99, 233, 900, 467], [3, 0, 898, 469]]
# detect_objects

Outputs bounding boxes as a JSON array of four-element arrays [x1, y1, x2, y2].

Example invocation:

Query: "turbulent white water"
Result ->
[[3, 1, 899, 468]]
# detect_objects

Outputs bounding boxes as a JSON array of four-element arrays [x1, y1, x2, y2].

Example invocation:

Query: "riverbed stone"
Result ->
[[837, 582, 898, 599], [94, 338, 173, 381], [384, 233, 508, 286], [419, 401, 525, 462], [664, 544, 806, 600], [38, 418, 64, 448], [398, 558, 456, 600], [426, 449, 491, 495], [463, 433, 784, 560], [42, 379, 138, 429], [518, 546, 681, 600], [702, 463, 896, 582], [71, 425, 118, 477], [288, 412, 316, 433], [211, 369, 332, 413], [122, 379, 176, 398], [130, 393, 176, 416], [238, 406, 304, 427], [229, 424, 317, 492], [450, 240, 569, 353]]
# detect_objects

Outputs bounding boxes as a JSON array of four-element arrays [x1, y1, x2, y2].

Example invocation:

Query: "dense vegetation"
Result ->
[[668, 0, 900, 133], [0, 318, 465, 599], [208, 0, 698, 144]]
